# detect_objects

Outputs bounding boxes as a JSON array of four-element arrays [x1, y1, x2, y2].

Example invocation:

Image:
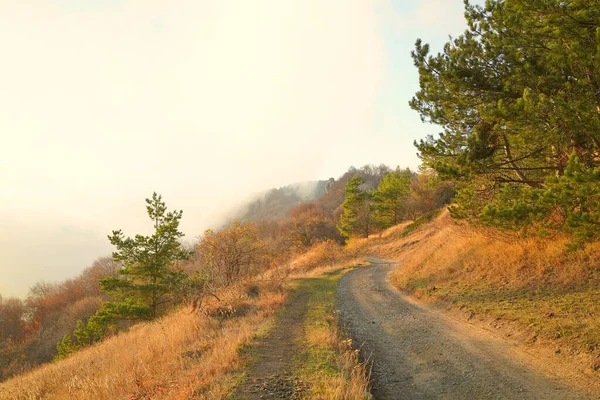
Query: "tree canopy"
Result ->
[[373, 168, 413, 228], [411, 0, 600, 242], [198, 220, 269, 286], [337, 176, 373, 239]]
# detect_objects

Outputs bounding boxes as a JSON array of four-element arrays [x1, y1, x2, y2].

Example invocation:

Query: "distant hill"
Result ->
[[239, 181, 328, 222], [314, 165, 390, 216], [238, 164, 392, 223]]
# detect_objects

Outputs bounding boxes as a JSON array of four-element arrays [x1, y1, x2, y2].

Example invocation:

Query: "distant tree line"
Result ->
[[239, 181, 328, 223], [337, 169, 454, 239], [0, 257, 119, 379]]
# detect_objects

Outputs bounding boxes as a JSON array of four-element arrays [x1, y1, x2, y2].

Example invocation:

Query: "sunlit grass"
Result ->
[[0, 281, 287, 400], [360, 209, 600, 371], [294, 271, 371, 400], [0, 244, 368, 399]]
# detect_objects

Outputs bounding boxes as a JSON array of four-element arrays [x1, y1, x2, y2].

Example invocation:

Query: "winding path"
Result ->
[[337, 259, 591, 400], [229, 280, 311, 400]]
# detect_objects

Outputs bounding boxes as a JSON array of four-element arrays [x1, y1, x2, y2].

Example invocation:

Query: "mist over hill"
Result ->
[[233, 181, 327, 223], [234, 164, 393, 224]]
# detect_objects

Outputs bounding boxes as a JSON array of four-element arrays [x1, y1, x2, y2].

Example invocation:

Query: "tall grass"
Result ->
[[0, 281, 286, 400], [0, 244, 371, 399]]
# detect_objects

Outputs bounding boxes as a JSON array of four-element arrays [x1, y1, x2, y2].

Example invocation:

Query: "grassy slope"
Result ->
[[8, 209, 599, 397], [355, 211, 600, 373], [0, 249, 368, 399], [0, 280, 287, 400]]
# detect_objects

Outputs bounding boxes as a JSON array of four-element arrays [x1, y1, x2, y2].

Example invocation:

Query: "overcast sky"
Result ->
[[0, 0, 481, 297]]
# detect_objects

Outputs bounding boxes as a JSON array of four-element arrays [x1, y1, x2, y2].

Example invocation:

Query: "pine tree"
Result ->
[[410, 0, 600, 241], [337, 176, 372, 239], [56, 194, 191, 355], [373, 168, 412, 228], [100, 192, 189, 320], [55, 334, 79, 360]]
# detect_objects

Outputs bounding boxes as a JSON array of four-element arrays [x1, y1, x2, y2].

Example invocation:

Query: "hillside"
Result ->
[[0, 163, 399, 384], [4, 209, 600, 398], [352, 211, 600, 383], [237, 164, 392, 223], [0, 245, 367, 400], [238, 181, 328, 222], [3, 0, 600, 398]]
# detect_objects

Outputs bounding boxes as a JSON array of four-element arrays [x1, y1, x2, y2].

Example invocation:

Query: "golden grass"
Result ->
[[288, 240, 346, 273], [0, 281, 286, 400], [7, 207, 598, 397], [0, 242, 369, 400], [361, 210, 600, 371]]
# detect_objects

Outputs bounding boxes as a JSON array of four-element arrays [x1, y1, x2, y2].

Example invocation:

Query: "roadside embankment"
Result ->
[[349, 210, 600, 387]]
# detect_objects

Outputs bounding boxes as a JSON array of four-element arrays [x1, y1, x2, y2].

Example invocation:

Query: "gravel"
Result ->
[[336, 259, 588, 400]]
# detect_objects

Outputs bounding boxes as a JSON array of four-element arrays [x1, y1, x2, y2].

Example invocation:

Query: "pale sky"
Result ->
[[0, 0, 480, 297]]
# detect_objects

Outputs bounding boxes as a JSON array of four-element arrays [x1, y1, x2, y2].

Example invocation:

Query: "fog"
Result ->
[[0, 0, 478, 297]]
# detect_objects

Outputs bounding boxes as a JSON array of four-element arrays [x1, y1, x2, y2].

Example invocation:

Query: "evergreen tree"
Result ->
[[337, 176, 373, 239], [410, 0, 600, 241], [55, 334, 79, 360], [56, 195, 191, 356], [373, 168, 412, 228], [100, 193, 189, 320]]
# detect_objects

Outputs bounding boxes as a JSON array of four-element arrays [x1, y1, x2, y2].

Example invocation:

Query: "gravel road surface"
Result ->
[[337, 259, 590, 400]]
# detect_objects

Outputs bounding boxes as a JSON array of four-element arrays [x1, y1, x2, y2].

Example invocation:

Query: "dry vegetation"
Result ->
[[0, 245, 369, 400], [294, 270, 371, 399], [0, 278, 286, 400], [359, 210, 600, 372]]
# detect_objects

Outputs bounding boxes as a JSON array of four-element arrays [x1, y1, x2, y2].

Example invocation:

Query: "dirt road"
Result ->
[[337, 259, 592, 400], [229, 282, 310, 400]]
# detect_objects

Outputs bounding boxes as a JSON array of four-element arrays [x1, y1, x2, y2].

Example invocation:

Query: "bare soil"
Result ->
[[337, 258, 597, 400], [229, 284, 310, 400]]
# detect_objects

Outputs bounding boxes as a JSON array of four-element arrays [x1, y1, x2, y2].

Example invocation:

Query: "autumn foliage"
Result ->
[[0, 164, 429, 382]]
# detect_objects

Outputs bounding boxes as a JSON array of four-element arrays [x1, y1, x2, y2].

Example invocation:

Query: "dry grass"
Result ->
[[288, 240, 346, 273], [0, 280, 286, 400], [294, 271, 371, 399], [0, 243, 370, 399], [8, 208, 597, 398], [361, 210, 600, 371]]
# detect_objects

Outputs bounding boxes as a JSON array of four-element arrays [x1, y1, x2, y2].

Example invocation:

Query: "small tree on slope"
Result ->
[[373, 168, 412, 228], [57, 193, 190, 358], [101, 192, 190, 320]]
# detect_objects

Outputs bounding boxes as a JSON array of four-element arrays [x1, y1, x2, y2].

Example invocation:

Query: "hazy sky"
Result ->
[[0, 0, 480, 297]]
